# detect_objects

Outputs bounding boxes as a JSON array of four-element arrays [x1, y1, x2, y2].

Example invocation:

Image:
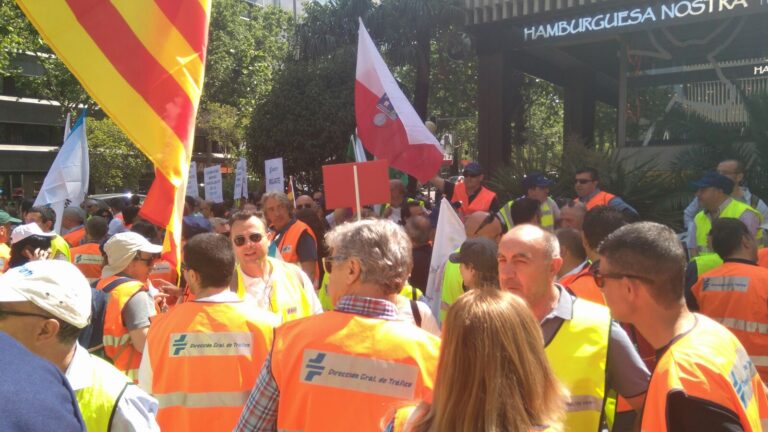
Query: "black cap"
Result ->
[[462, 162, 483, 177], [521, 172, 553, 190], [448, 237, 498, 274]]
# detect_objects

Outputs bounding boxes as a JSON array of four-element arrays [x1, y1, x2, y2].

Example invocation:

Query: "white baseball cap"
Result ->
[[102, 231, 163, 278], [10, 222, 55, 245], [0, 260, 92, 328]]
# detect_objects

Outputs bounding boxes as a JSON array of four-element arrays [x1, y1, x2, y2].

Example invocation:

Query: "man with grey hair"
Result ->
[[236, 219, 440, 432], [262, 191, 319, 284], [61, 207, 86, 247], [497, 224, 650, 431]]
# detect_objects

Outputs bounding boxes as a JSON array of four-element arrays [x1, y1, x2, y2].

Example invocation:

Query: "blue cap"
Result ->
[[463, 162, 483, 176], [691, 172, 734, 194], [182, 215, 212, 239], [522, 172, 553, 190]]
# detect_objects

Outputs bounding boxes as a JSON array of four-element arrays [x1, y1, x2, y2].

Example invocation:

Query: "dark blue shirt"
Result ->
[[0, 332, 85, 431]]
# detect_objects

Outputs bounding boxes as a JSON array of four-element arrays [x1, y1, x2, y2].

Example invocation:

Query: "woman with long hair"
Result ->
[[385, 289, 567, 432]]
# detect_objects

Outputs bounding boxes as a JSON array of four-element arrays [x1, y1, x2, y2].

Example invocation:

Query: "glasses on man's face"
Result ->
[[233, 232, 263, 247], [594, 271, 654, 288], [575, 178, 594, 184], [296, 204, 314, 210], [322, 256, 345, 274], [0, 309, 54, 320], [135, 254, 157, 264]]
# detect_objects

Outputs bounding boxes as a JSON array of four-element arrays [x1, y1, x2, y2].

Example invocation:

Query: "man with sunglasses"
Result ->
[[139, 233, 278, 431], [229, 210, 322, 323], [497, 224, 650, 432], [598, 222, 768, 431], [95, 232, 162, 381], [430, 162, 499, 218], [498, 172, 559, 232], [236, 219, 440, 432], [0, 260, 159, 431], [573, 167, 637, 216]]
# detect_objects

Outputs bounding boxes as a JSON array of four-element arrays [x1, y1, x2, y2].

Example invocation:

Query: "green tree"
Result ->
[[87, 117, 151, 192]]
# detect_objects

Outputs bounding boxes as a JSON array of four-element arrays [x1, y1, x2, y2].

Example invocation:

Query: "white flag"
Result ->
[[422, 198, 466, 319], [34, 112, 89, 234]]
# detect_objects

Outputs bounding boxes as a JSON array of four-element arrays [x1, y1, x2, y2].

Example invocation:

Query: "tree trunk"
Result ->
[[408, 28, 432, 196]]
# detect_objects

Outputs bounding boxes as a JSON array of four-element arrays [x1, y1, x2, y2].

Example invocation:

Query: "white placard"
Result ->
[[234, 158, 248, 200], [265, 158, 284, 194], [186, 161, 199, 198], [204, 164, 224, 203]]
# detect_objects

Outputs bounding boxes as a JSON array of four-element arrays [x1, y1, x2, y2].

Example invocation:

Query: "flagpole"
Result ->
[[353, 165, 362, 221]]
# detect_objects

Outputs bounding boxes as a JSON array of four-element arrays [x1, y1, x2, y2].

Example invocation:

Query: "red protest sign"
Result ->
[[322, 160, 390, 210]]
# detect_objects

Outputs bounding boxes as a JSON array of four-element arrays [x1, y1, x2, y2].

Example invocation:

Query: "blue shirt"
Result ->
[[0, 332, 85, 431]]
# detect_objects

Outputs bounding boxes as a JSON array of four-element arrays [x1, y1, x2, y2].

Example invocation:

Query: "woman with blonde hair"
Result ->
[[384, 289, 567, 432]]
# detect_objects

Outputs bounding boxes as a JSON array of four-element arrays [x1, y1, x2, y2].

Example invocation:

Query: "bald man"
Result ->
[[498, 225, 650, 431]]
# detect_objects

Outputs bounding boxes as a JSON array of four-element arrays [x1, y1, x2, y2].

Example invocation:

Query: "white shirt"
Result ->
[[395, 296, 441, 336], [559, 260, 589, 281], [67, 344, 160, 432], [239, 258, 323, 319]]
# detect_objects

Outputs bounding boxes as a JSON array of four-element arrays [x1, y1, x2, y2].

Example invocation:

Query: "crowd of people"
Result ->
[[0, 158, 767, 431]]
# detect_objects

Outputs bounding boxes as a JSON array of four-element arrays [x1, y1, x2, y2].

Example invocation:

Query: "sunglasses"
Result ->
[[135, 254, 157, 264], [0, 309, 54, 320], [296, 204, 314, 210], [233, 232, 263, 247], [594, 271, 654, 288], [574, 179, 594, 184], [322, 256, 345, 274]]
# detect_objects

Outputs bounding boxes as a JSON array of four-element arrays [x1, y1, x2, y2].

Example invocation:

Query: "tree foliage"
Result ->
[[87, 118, 151, 192]]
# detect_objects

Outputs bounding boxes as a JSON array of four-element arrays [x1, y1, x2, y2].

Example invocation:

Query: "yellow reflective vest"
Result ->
[[236, 257, 315, 323], [545, 296, 611, 432], [439, 249, 463, 323], [75, 352, 131, 432], [499, 198, 555, 232], [51, 234, 71, 261], [694, 199, 762, 256], [318, 272, 421, 311]]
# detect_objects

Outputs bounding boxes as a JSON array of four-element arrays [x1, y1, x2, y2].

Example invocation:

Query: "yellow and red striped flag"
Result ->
[[15, 0, 211, 270]]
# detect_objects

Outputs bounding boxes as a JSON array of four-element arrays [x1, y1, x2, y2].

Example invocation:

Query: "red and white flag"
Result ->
[[355, 19, 444, 183]]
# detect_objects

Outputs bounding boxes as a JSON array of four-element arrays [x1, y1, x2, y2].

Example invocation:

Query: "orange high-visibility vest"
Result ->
[[575, 191, 616, 211], [691, 262, 768, 382], [145, 299, 276, 431], [271, 310, 440, 431], [642, 314, 768, 432], [562, 266, 605, 306], [63, 226, 86, 247], [150, 259, 178, 286], [451, 182, 496, 216], [98, 275, 149, 382], [70, 243, 104, 284], [270, 220, 319, 283], [758, 248, 768, 269]]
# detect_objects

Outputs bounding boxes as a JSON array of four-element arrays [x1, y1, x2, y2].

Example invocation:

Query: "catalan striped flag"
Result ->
[[15, 0, 211, 270]]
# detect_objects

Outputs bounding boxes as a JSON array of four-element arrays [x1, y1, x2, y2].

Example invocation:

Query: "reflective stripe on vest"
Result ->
[[99, 276, 147, 381], [392, 405, 418, 432], [641, 314, 768, 432], [439, 249, 463, 324], [236, 258, 314, 323], [545, 297, 611, 432], [75, 353, 131, 432], [271, 311, 440, 431], [692, 262, 768, 382], [694, 200, 762, 255], [451, 183, 496, 216], [146, 301, 275, 431], [500, 200, 514, 230]]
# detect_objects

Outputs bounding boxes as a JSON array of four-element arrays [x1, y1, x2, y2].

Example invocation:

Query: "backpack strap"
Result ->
[[101, 277, 135, 293], [410, 300, 422, 328]]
